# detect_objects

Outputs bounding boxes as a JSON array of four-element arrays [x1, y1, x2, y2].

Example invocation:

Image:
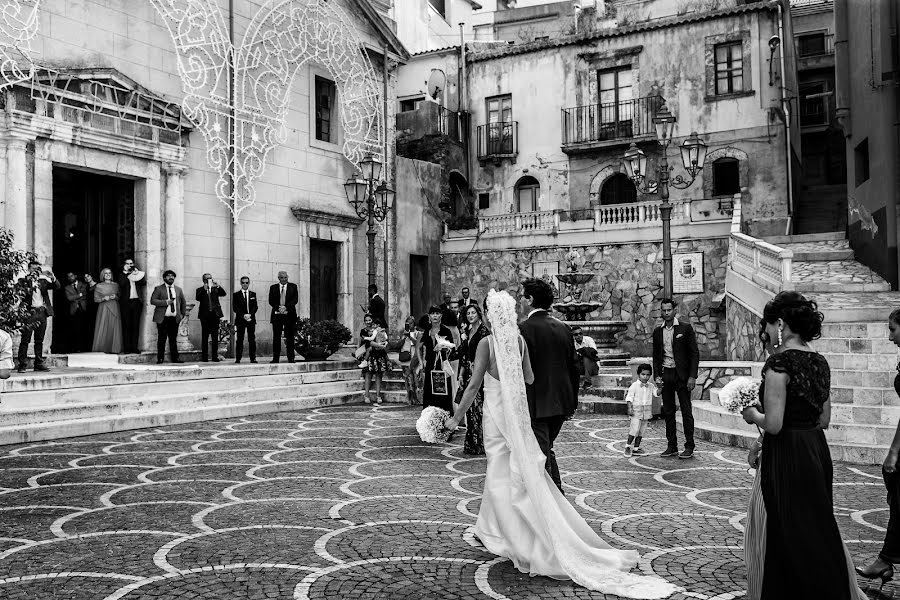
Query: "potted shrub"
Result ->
[[294, 317, 352, 361]]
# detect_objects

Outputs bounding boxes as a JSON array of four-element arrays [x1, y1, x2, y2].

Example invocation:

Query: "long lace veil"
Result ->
[[485, 290, 680, 599]]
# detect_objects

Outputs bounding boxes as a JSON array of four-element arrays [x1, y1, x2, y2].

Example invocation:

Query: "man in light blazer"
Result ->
[[150, 270, 187, 364], [652, 298, 700, 460], [268, 271, 298, 363], [233, 276, 258, 363], [518, 277, 581, 494]]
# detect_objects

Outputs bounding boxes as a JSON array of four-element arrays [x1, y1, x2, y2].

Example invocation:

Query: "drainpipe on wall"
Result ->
[[890, 0, 900, 287], [228, 0, 236, 357], [834, 0, 851, 135], [383, 43, 391, 329], [459, 23, 470, 184], [776, 2, 794, 235]]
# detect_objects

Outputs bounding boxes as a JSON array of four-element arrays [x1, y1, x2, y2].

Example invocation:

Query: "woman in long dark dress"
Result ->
[[91, 268, 123, 354], [856, 308, 900, 589], [742, 291, 864, 599], [458, 304, 489, 455], [418, 305, 454, 412]]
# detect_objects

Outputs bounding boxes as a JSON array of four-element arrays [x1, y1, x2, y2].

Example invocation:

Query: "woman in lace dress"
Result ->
[[742, 291, 865, 599], [457, 304, 489, 455], [444, 290, 679, 599]]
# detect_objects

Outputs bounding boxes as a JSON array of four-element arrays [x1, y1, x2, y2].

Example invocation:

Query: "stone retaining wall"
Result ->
[[725, 297, 767, 362], [442, 238, 729, 358]]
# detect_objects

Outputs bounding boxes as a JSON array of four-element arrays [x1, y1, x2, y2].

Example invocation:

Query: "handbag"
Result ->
[[398, 335, 413, 363], [354, 345, 367, 360], [430, 353, 451, 396]]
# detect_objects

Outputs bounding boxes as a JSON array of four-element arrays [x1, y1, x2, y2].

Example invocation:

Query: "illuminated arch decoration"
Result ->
[[150, 0, 384, 222], [0, 0, 41, 91]]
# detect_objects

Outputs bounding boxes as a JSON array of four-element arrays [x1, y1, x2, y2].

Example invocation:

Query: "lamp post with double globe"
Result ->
[[622, 99, 708, 298], [343, 154, 395, 287]]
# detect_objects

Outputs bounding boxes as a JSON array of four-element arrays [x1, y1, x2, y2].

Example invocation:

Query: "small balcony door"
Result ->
[[486, 95, 513, 154], [309, 240, 338, 322], [598, 67, 633, 139]]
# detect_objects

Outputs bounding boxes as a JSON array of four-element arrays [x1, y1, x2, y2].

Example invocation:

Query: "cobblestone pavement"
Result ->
[[0, 405, 894, 599]]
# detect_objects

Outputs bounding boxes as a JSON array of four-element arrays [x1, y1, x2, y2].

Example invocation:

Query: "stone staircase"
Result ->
[[0, 359, 407, 445], [705, 231, 900, 463]]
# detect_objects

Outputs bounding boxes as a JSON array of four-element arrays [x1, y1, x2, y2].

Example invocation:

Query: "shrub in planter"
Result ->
[[0, 227, 36, 333], [294, 318, 353, 358]]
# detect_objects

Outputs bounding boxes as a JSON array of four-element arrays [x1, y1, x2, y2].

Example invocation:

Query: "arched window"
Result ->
[[515, 176, 540, 212], [599, 173, 637, 205], [712, 157, 740, 196]]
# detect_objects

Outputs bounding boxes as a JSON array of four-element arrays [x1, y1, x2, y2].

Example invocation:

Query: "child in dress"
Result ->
[[624, 363, 660, 457]]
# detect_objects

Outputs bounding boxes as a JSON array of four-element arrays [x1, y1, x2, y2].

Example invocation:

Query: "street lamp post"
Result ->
[[622, 99, 708, 298], [343, 154, 395, 287]]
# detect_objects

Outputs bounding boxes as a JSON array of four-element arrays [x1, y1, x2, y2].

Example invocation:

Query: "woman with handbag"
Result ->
[[457, 304, 489, 455], [419, 305, 455, 412], [399, 316, 420, 405]]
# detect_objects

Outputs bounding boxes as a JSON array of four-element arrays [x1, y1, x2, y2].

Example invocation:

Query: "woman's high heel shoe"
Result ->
[[856, 562, 894, 590]]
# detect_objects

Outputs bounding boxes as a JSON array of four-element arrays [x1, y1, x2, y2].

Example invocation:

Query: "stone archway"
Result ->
[[589, 164, 631, 206], [702, 146, 749, 199]]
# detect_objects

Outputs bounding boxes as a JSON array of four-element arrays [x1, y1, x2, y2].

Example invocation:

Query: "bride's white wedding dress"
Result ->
[[473, 290, 679, 599]]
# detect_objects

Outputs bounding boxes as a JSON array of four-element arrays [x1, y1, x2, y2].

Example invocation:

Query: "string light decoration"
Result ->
[[150, 0, 385, 222], [0, 0, 40, 91]]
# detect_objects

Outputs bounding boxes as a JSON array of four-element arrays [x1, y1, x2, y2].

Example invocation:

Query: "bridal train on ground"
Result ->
[[473, 290, 679, 599]]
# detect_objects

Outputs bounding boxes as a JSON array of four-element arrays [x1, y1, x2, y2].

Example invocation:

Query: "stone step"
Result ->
[[777, 240, 853, 262], [576, 397, 628, 414], [814, 291, 900, 324], [686, 401, 759, 436], [0, 390, 408, 447], [791, 260, 891, 293], [763, 232, 846, 244], [590, 373, 633, 388]]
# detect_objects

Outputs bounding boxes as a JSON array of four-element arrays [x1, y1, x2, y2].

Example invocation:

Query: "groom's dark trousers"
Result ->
[[520, 310, 581, 493]]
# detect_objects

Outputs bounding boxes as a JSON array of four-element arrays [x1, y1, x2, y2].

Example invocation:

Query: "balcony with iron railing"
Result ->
[[561, 95, 663, 153], [476, 121, 518, 162]]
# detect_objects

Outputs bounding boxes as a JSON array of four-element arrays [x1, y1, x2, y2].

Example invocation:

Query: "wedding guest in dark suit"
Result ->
[[518, 277, 580, 493], [652, 298, 700, 459], [196, 273, 226, 362], [268, 271, 298, 363], [458, 287, 478, 307], [150, 270, 186, 364], [16, 260, 60, 372], [64, 272, 89, 353], [367, 284, 386, 327], [116, 258, 146, 354], [233, 276, 258, 364]]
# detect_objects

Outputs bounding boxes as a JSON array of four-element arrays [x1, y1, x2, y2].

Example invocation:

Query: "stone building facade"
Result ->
[[0, 0, 410, 354]]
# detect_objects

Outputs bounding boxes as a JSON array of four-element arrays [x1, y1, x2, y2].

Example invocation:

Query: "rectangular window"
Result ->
[[797, 33, 826, 57], [855, 139, 870, 186], [486, 95, 513, 154], [428, 0, 446, 19], [714, 41, 744, 95], [799, 81, 828, 127], [315, 76, 336, 143], [478, 192, 490, 210], [517, 186, 537, 213], [597, 66, 634, 137], [399, 97, 425, 112]]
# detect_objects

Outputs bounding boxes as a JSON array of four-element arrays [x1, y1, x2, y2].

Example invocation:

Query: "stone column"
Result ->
[[297, 222, 311, 319], [162, 163, 193, 352], [4, 136, 31, 250], [0, 141, 7, 230], [32, 140, 53, 264], [135, 173, 164, 354]]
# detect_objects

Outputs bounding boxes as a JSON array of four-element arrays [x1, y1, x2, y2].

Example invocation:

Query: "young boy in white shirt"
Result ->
[[0, 328, 14, 403], [624, 363, 660, 457]]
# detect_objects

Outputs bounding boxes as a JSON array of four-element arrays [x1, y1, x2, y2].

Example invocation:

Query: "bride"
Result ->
[[444, 290, 679, 599]]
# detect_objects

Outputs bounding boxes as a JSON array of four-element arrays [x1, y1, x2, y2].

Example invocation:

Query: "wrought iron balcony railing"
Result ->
[[476, 121, 518, 160], [561, 95, 663, 147]]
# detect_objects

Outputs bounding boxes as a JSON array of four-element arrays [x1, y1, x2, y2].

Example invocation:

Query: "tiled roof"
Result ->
[[411, 45, 461, 57], [467, 1, 780, 63]]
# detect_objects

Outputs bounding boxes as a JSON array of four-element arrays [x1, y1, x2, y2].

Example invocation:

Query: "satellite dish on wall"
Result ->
[[427, 69, 446, 102]]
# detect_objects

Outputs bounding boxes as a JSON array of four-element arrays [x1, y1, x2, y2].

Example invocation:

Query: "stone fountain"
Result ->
[[552, 250, 629, 354]]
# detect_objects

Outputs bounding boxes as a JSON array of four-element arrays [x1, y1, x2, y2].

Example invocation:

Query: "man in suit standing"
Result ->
[[652, 298, 700, 460], [195, 273, 226, 362], [150, 270, 186, 364], [268, 271, 298, 363], [458, 287, 478, 307], [367, 284, 386, 327], [233, 276, 258, 364], [117, 258, 146, 354], [518, 277, 580, 493], [16, 260, 60, 373], [64, 272, 89, 353]]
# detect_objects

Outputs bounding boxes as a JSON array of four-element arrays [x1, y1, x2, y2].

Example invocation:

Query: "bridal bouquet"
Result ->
[[416, 407, 453, 443], [435, 336, 455, 351], [718, 377, 762, 413]]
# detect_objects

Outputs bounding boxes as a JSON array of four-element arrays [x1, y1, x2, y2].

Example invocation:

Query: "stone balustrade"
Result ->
[[730, 232, 793, 293], [478, 210, 559, 234]]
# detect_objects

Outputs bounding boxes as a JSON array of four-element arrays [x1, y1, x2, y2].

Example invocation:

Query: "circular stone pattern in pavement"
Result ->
[[0, 406, 891, 598]]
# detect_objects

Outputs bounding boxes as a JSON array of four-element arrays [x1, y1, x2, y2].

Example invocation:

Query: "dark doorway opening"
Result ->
[[52, 167, 135, 353], [409, 254, 430, 322], [309, 240, 338, 322]]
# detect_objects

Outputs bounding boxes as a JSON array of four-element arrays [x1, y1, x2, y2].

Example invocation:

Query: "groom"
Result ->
[[519, 278, 581, 493]]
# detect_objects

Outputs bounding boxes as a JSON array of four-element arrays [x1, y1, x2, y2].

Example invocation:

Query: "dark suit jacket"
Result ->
[[457, 297, 479, 307], [150, 284, 187, 324], [368, 294, 386, 326], [64, 281, 89, 315], [116, 271, 146, 303], [652, 321, 700, 383], [268, 282, 299, 322], [518, 311, 580, 420], [233, 289, 258, 325], [17, 276, 61, 317], [195, 284, 226, 321]]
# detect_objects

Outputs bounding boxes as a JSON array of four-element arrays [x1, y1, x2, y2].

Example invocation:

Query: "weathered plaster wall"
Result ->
[[442, 237, 728, 358], [465, 7, 790, 236], [725, 296, 766, 362]]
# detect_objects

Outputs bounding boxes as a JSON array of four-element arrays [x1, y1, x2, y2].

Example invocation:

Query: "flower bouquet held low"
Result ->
[[416, 407, 453, 443], [718, 377, 762, 413]]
